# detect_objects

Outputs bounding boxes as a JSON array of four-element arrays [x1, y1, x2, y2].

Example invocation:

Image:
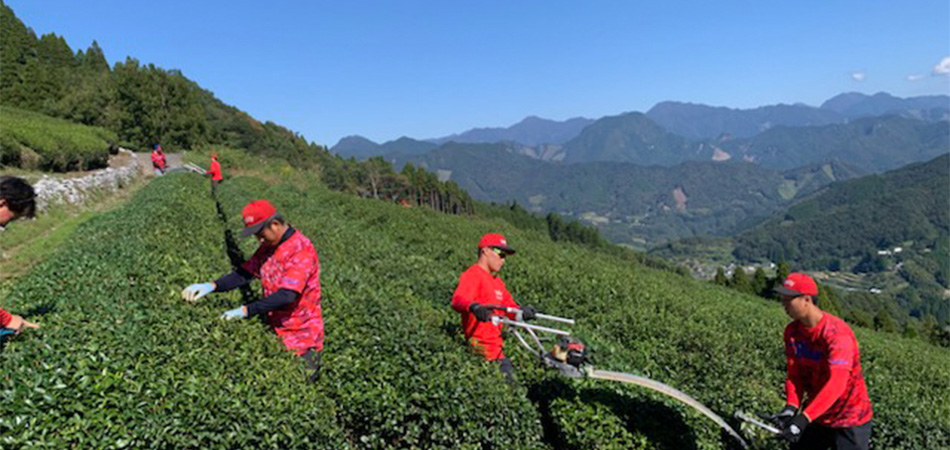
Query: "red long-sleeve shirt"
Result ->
[[150, 151, 166, 169], [451, 264, 519, 361], [0, 308, 11, 328], [784, 313, 873, 427], [207, 159, 223, 181]]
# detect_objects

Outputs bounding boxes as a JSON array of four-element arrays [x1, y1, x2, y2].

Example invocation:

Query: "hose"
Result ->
[[587, 369, 749, 449]]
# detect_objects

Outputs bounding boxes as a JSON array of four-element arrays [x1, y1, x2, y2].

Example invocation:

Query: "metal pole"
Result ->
[[534, 313, 575, 325], [735, 411, 780, 435], [497, 317, 572, 336]]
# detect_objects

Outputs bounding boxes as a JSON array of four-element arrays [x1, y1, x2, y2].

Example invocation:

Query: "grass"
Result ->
[[0, 176, 146, 281]]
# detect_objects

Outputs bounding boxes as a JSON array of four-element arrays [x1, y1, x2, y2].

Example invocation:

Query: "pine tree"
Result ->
[[730, 267, 753, 294], [752, 267, 768, 296], [713, 267, 728, 286], [874, 310, 900, 333]]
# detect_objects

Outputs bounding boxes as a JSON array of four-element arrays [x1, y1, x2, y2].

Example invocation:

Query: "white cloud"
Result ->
[[907, 74, 925, 81], [851, 72, 866, 82], [933, 56, 950, 75]]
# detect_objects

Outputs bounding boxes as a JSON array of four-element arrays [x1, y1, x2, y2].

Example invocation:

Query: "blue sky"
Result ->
[[8, 1, 949, 146]]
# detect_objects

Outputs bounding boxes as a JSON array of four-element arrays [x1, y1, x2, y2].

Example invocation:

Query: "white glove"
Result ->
[[182, 282, 215, 302]]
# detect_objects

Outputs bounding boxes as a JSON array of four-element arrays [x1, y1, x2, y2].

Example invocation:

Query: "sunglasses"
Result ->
[[490, 247, 508, 259]]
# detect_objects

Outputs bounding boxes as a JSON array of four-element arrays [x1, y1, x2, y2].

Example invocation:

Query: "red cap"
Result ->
[[774, 272, 818, 297], [478, 232, 515, 254], [240, 200, 278, 237]]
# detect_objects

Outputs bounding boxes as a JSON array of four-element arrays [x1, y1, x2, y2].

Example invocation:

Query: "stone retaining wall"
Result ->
[[31, 149, 141, 211]]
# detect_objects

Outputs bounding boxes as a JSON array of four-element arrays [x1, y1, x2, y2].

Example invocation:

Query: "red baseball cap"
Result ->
[[774, 272, 818, 297], [240, 200, 278, 237], [478, 232, 515, 254]]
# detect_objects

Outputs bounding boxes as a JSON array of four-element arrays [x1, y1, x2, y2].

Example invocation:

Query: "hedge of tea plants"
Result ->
[[216, 175, 949, 450], [216, 178, 547, 450], [0, 174, 346, 449], [2, 171, 947, 449], [0, 105, 116, 171]]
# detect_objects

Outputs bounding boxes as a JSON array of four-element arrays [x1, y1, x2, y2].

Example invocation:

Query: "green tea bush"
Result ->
[[0, 105, 115, 171], [0, 174, 346, 449], [217, 178, 546, 450], [217, 175, 949, 450], [4, 171, 947, 449]]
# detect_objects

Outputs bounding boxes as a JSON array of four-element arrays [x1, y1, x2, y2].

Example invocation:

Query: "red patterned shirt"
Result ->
[[243, 230, 323, 354], [0, 308, 11, 328], [784, 313, 873, 427]]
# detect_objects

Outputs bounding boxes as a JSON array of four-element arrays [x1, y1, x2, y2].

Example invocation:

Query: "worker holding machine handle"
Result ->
[[767, 273, 873, 450], [451, 232, 538, 381]]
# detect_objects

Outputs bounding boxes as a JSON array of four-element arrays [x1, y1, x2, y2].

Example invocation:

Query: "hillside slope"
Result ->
[[3, 171, 947, 449]]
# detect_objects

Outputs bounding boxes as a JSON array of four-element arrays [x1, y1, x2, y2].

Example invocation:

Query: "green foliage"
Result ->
[[216, 177, 545, 449], [0, 105, 115, 171], [874, 310, 901, 334], [751, 267, 769, 296], [213, 173, 948, 449], [713, 267, 728, 286], [729, 267, 753, 294], [734, 155, 950, 326], [3, 170, 949, 449], [1, 175, 346, 448]]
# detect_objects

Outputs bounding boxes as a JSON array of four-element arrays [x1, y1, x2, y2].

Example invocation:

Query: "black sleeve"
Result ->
[[213, 268, 254, 292], [246, 289, 300, 317]]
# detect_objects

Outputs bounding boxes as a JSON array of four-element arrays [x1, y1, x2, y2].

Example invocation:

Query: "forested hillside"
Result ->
[[392, 143, 856, 246], [734, 154, 950, 326]]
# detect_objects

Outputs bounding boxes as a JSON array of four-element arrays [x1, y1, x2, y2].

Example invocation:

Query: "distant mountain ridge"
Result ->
[[717, 116, 949, 172], [646, 101, 844, 140], [561, 113, 948, 172], [334, 92, 948, 165], [389, 143, 856, 247], [647, 92, 949, 140], [428, 116, 594, 146], [332, 135, 436, 159], [821, 92, 950, 121]]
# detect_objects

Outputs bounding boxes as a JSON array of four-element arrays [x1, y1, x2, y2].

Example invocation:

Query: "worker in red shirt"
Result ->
[[181, 200, 324, 382], [206, 154, 223, 192], [150, 145, 167, 176], [768, 272, 873, 450], [451, 233, 537, 381], [0, 176, 40, 336]]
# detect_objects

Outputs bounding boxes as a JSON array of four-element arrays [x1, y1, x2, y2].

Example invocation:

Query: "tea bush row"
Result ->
[[218, 175, 949, 450], [0, 105, 116, 171], [1, 174, 346, 449]]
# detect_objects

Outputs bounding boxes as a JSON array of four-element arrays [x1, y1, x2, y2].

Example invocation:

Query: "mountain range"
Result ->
[[389, 142, 864, 247], [333, 92, 949, 162], [428, 115, 594, 147]]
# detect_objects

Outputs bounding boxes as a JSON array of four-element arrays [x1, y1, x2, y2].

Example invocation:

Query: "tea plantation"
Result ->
[[0, 106, 116, 171], [2, 172, 948, 449]]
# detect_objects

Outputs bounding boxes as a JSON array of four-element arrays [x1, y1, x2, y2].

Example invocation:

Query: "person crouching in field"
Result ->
[[0, 177, 41, 336], [182, 200, 324, 382], [151, 145, 167, 176], [769, 272, 873, 450], [451, 233, 537, 382]]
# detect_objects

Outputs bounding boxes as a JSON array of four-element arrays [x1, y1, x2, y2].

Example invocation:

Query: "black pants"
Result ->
[[791, 421, 871, 450], [302, 348, 322, 383]]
